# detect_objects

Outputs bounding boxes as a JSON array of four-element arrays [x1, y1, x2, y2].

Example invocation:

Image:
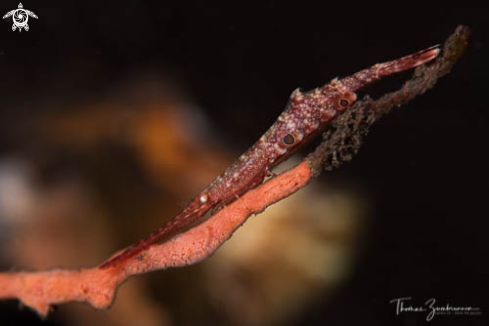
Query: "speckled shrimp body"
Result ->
[[100, 45, 440, 269]]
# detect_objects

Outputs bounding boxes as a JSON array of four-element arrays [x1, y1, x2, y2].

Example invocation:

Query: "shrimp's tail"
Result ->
[[341, 45, 440, 92], [377, 45, 440, 76]]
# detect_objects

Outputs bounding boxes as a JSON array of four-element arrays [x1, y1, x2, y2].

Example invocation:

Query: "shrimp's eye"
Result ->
[[282, 133, 295, 146], [339, 99, 350, 108]]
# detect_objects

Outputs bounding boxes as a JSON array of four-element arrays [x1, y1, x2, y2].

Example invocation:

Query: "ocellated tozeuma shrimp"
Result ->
[[100, 44, 440, 269]]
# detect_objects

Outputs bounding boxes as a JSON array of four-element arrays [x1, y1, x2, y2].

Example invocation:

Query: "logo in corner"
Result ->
[[3, 3, 38, 32]]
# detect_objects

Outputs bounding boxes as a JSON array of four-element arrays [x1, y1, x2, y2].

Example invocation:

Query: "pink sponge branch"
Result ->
[[0, 161, 312, 317], [123, 161, 311, 273]]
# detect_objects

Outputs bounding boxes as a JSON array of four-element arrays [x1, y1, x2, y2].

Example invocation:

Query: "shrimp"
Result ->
[[100, 45, 440, 268]]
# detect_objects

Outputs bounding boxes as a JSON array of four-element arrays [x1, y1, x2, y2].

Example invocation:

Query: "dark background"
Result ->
[[0, 1, 487, 325]]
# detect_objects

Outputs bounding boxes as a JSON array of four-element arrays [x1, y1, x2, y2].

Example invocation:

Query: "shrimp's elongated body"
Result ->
[[101, 45, 439, 268]]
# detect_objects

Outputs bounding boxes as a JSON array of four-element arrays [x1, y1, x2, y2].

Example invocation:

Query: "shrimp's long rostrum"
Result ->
[[100, 45, 440, 269]]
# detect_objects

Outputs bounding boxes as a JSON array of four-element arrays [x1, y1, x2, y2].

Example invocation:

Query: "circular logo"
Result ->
[[2, 3, 38, 32], [13, 9, 28, 28]]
